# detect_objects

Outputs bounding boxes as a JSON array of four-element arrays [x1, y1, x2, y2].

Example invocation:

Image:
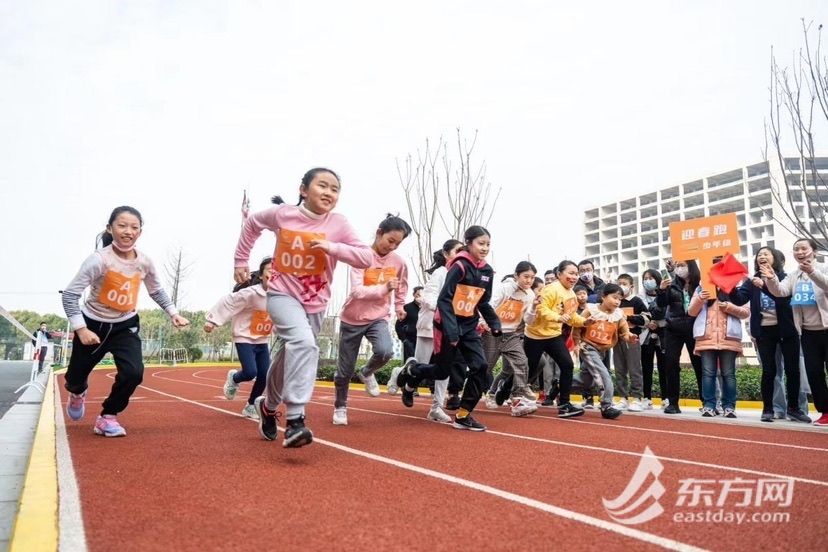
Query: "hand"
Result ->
[[665, 259, 675, 272], [532, 295, 542, 307], [648, 321, 658, 331], [660, 276, 671, 290], [583, 317, 596, 326], [759, 264, 776, 280], [799, 258, 815, 274], [203, 322, 216, 333], [627, 334, 639, 344], [234, 267, 250, 284], [171, 314, 190, 328], [560, 313, 571, 324], [386, 278, 400, 291], [697, 289, 711, 301], [751, 277, 764, 289], [76, 327, 100, 346], [309, 238, 330, 253], [396, 309, 406, 321], [479, 321, 490, 333], [717, 301, 729, 311]]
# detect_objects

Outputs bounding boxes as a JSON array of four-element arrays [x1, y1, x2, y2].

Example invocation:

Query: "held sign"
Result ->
[[669, 213, 740, 295]]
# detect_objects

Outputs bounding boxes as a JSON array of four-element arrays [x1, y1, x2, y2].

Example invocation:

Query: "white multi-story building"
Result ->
[[583, 156, 827, 361]]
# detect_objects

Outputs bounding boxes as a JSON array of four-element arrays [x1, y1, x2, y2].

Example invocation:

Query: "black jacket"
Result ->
[[394, 300, 420, 343], [620, 296, 649, 335], [32, 329, 52, 346], [729, 270, 798, 340], [435, 252, 501, 344], [582, 275, 606, 303], [656, 278, 695, 332]]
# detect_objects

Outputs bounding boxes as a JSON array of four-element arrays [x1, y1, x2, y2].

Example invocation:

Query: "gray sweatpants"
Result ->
[[264, 292, 324, 420], [572, 343, 614, 408], [613, 340, 643, 400], [484, 331, 529, 397], [415, 336, 448, 409], [334, 319, 394, 408]]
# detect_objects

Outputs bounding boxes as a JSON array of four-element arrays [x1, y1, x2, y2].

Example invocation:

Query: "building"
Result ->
[[583, 156, 827, 362]]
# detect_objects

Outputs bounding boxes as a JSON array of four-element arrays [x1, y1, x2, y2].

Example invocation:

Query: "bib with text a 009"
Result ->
[[249, 310, 273, 337], [98, 270, 141, 311], [452, 284, 485, 317], [496, 298, 524, 324], [585, 319, 618, 347], [363, 267, 397, 286], [275, 229, 327, 277], [791, 280, 817, 306]]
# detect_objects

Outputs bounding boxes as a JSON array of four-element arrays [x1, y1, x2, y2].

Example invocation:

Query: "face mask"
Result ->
[[643, 280, 657, 291], [620, 285, 630, 296], [675, 267, 689, 279], [112, 241, 136, 253], [580, 271, 593, 282]]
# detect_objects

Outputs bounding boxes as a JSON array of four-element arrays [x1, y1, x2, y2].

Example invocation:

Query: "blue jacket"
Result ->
[[729, 270, 798, 340]]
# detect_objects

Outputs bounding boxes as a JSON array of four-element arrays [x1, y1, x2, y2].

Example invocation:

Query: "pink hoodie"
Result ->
[[339, 250, 409, 325], [206, 285, 271, 345], [235, 204, 374, 314]]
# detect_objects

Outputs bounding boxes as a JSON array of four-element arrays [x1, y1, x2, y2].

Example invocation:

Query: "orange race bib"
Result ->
[[275, 229, 327, 277], [363, 267, 397, 286], [622, 307, 634, 317], [452, 285, 485, 317], [562, 297, 578, 316], [249, 310, 273, 337], [496, 298, 524, 324], [585, 320, 618, 347], [98, 270, 141, 311]]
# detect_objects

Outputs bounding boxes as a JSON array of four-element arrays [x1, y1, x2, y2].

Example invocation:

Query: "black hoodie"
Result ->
[[435, 251, 501, 344]]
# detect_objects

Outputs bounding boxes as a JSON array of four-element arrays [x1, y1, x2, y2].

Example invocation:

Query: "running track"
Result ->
[[14, 366, 828, 551]]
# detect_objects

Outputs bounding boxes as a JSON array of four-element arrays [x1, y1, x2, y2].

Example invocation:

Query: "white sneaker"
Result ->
[[628, 399, 643, 412], [523, 387, 538, 404], [386, 367, 403, 395], [660, 398, 669, 411], [427, 406, 452, 423], [241, 403, 258, 419], [510, 397, 538, 417], [224, 369, 240, 400], [332, 407, 348, 426], [614, 398, 629, 411], [641, 399, 654, 410], [358, 372, 380, 397], [485, 393, 498, 409]]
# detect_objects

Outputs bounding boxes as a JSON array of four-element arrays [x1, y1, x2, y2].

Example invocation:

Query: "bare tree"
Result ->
[[765, 19, 828, 249], [164, 247, 194, 308], [397, 128, 502, 283]]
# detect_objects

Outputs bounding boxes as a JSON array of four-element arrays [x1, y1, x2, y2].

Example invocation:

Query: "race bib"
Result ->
[[585, 320, 618, 347], [98, 270, 140, 311], [562, 297, 578, 316], [622, 307, 634, 317], [452, 284, 485, 317], [496, 298, 524, 324], [249, 310, 273, 337], [363, 267, 397, 286], [791, 281, 817, 306], [759, 292, 776, 312], [275, 229, 327, 277]]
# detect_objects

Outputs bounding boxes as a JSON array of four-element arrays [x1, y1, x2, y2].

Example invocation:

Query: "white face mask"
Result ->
[[620, 285, 630, 296], [675, 266, 689, 279], [580, 271, 593, 282], [643, 280, 657, 291]]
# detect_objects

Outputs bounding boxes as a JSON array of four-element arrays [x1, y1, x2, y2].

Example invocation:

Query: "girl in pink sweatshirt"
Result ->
[[233, 168, 374, 448], [332, 215, 411, 426], [205, 257, 273, 419]]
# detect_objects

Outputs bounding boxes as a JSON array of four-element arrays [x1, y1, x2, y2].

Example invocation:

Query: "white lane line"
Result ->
[[135, 382, 706, 552], [54, 385, 88, 552]]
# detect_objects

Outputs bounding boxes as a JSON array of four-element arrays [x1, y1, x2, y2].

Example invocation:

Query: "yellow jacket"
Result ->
[[525, 281, 589, 339]]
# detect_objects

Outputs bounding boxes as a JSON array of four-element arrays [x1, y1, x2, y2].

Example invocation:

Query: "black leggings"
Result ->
[[524, 335, 575, 404]]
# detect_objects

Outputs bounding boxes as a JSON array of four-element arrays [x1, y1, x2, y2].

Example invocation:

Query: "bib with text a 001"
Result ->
[[585, 319, 618, 347], [496, 298, 524, 324], [363, 267, 397, 286], [98, 270, 141, 311], [249, 310, 273, 337], [452, 284, 485, 317], [791, 280, 817, 306], [275, 229, 327, 277]]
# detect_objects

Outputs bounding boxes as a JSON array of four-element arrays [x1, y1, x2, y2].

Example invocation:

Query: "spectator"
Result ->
[[395, 286, 423, 360], [32, 322, 52, 374]]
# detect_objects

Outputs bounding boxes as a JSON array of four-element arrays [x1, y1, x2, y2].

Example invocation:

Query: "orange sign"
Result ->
[[669, 213, 740, 294], [98, 271, 141, 311], [452, 284, 485, 317], [585, 320, 618, 347], [275, 229, 327, 277], [496, 298, 524, 324], [363, 267, 397, 286], [249, 310, 273, 337]]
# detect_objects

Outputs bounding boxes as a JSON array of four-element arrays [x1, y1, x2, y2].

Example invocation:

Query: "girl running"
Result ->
[[332, 215, 411, 426], [205, 257, 274, 419], [233, 168, 374, 448], [397, 226, 501, 431], [62, 206, 189, 437]]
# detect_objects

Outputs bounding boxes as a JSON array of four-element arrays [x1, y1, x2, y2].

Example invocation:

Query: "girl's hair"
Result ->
[[675, 259, 701, 292], [501, 273, 515, 282], [96, 206, 143, 249], [531, 277, 544, 291], [794, 237, 820, 252], [464, 225, 490, 244], [514, 260, 537, 276], [754, 247, 785, 274], [602, 283, 623, 297], [556, 260, 577, 276], [425, 239, 463, 274], [642, 268, 662, 286], [377, 214, 412, 238], [272, 167, 341, 206], [233, 257, 273, 292]]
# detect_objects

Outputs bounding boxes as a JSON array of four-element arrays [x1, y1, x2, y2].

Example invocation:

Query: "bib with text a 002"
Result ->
[[452, 284, 485, 317], [249, 310, 273, 337], [496, 298, 524, 324], [585, 319, 618, 347], [791, 280, 817, 306], [275, 229, 327, 277], [98, 270, 141, 311], [363, 267, 397, 286]]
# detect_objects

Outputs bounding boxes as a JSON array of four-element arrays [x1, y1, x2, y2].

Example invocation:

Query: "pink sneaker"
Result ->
[[94, 415, 126, 437], [67, 390, 86, 421]]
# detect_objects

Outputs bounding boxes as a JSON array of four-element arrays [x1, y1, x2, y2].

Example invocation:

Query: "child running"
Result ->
[[62, 206, 189, 437], [205, 257, 274, 419], [233, 168, 374, 448], [571, 283, 637, 419], [397, 226, 501, 431], [332, 215, 411, 426]]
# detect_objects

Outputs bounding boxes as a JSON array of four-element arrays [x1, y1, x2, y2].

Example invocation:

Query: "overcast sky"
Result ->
[[1, 1, 826, 317]]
